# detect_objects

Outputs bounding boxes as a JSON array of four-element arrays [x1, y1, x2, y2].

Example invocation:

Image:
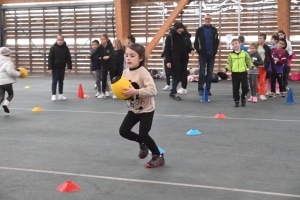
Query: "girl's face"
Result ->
[[56, 36, 64, 46], [112, 41, 116, 49], [100, 36, 108, 45], [125, 48, 143, 69], [249, 46, 256, 54], [270, 38, 277, 45], [278, 32, 285, 39]]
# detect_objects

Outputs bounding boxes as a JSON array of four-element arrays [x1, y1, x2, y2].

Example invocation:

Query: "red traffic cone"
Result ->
[[56, 180, 81, 192], [214, 113, 226, 119], [78, 84, 84, 98]]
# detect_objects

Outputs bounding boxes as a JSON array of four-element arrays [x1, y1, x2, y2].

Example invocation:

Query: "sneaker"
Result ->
[[241, 100, 246, 107], [170, 93, 181, 101], [259, 95, 267, 101], [234, 101, 239, 107], [97, 93, 106, 99], [95, 92, 101, 97], [162, 85, 171, 91], [177, 88, 187, 94], [207, 90, 212, 96], [58, 94, 67, 100], [269, 92, 276, 98], [265, 92, 270, 96], [105, 91, 110, 97], [247, 96, 253, 102], [51, 95, 57, 101], [252, 96, 258, 103], [146, 154, 165, 168], [281, 92, 285, 98], [138, 144, 149, 159], [112, 95, 117, 99], [198, 90, 203, 96], [94, 84, 97, 90], [276, 89, 280, 95]]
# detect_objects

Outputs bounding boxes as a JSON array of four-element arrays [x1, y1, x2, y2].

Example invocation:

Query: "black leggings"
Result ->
[[0, 84, 14, 104], [119, 110, 160, 156], [102, 69, 115, 93]]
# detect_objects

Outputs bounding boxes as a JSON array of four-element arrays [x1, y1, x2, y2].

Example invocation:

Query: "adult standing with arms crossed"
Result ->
[[194, 14, 219, 96]]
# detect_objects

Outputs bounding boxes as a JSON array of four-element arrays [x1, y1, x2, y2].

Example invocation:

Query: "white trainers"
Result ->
[[112, 95, 117, 99], [51, 95, 57, 101], [95, 92, 101, 97], [105, 91, 110, 97], [259, 95, 267, 101], [97, 93, 106, 99], [162, 85, 171, 91], [275, 89, 280, 95], [177, 88, 187, 94], [58, 94, 67, 100]]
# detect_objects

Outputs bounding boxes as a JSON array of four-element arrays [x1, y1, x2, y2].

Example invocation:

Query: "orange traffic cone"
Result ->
[[56, 180, 81, 192], [78, 84, 84, 98], [214, 113, 226, 119]]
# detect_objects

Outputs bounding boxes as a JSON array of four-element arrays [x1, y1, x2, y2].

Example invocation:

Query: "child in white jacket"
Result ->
[[0, 47, 24, 113]]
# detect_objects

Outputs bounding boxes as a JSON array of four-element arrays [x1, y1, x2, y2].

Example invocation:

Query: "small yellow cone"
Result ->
[[32, 107, 42, 112], [84, 94, 90, 98], [24, 86, 30, 89]]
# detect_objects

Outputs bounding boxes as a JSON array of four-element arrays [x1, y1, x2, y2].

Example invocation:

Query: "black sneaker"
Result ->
[[234, 101, 239, 107], [198, 90, 203, 96], [170, 93, 181, 101], [241, 100, 246, 107], [207, 90, 212, 96], [146, 154, 165, 168], [139, 143, 149, 159], [281, 92, 285, 98], [2, 105, 9, 113]]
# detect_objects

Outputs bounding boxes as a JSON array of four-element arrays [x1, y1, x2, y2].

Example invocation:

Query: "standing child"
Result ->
[[119, 43, 165, 168], [224, 38, 253, 107], [48, 35, 72, 101], [0, 47, 24, 113], [112, 38, 124, 99], [270, 38, 288, 97], [247, 43, 263, 103]]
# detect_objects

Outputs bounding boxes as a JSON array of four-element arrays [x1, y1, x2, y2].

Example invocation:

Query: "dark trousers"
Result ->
[[271, 73, 284, 93], [119, 110, 160, 156], [102, 69, 115, 93], [283, 65, 290, 91], [164, 61, 171, 86], [231, 72, 248, 102], [52, 68, 65, 95], [170, 75, 180, 94], [0, 84, 14, 103], [178, 71, 188, 89], [198, 55, 215, 91]]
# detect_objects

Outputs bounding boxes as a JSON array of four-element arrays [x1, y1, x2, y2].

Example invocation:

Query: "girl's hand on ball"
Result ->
[[123, 86, 138, 96]]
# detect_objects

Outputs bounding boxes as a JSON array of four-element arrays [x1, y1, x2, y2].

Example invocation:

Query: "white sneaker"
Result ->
[[105, 91, 110, 97], [97, 93, 106, 99], [112, 95, 117, 99], [259, 95, 267, 101], [51, 95, 57, 101], [94, 84, 97, 90], [177, 88, 187, 94], [95, 92, 101, 97], [162, 85, 171, 91], [58, 94, 67, 100], [275, 89, 280, 95]]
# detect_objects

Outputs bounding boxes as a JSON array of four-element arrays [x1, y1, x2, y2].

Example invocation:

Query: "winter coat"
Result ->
[[164, 30, 193, 76], [114, 49, 125, 76], [91, 41, 115, 71], [48, 42, 72, 70], [90, 49, 101, 71], [194, 25, 219, 57], [0, 55, 21, 85]]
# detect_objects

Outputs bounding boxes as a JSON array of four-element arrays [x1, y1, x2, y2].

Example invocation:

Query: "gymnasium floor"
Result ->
[[0, 74, 299, 200]]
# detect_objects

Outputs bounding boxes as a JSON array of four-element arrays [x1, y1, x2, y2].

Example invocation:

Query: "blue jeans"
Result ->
[[52, 68, 65, 95], [198, 55, 215, 91], [171, 75, 180, 94]]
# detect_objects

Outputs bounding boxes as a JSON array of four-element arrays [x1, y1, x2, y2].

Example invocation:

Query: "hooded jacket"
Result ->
[[0, 55, 21, 85], [48, 42, 72, 70]]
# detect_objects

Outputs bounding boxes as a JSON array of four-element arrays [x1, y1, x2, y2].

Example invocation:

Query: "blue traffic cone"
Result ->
[[201, 86, 210, 102], [149, 147, 165, 155], [186, 128, 202, 136], [286, 88, 294, 105]]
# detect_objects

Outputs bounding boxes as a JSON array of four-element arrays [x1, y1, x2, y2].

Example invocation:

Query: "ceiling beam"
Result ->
[[145, 0, 190, 56]]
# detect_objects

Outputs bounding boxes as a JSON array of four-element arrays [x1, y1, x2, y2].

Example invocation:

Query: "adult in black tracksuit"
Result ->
[[48, 36, 72, 101], [164, 22, 193, 101], [194, 14, 219, 95], [91, 34, 115, 97]]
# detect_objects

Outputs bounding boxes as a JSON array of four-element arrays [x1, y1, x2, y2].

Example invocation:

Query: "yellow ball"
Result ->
[[18, 67, 28, 78], [111, 76, 132, 100]]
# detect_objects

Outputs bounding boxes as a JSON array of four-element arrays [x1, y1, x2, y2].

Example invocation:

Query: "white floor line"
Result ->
[[11, 108, 300, 123], [0, 166, 299, 198]]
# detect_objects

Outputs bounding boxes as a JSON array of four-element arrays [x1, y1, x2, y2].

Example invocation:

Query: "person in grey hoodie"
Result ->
[[247, 43, 263, 103], [0, 47, 24, 113]]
